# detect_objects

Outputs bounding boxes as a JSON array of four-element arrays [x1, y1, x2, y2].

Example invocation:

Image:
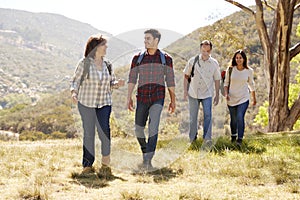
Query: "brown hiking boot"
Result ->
[[98, 164, 113, 180], [81, 166, 94, 174]]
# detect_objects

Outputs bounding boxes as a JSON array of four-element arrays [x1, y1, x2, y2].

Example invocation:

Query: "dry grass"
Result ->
[[0, 134, 299, 200]]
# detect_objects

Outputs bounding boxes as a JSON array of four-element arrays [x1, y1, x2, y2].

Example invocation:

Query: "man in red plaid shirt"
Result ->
[[127, 29, 176, 170]]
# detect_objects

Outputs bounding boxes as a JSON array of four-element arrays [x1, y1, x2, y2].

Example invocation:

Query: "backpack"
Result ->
[[220, 66, 233, 96], [79, 58, 112, 85], [187, 55, 200, 83], [136, 50, 166, 66]]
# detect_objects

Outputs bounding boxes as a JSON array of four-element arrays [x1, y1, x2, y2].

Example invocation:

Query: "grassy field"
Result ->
[[0, 133, 299, 200]]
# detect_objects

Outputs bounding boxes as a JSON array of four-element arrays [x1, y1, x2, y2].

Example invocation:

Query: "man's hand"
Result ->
[[168, 102, 176, 114], [167, 87, 176, 114], [213, 95, 219, 106], [183, 92, 188, 101], [127, 97, 134, 111]]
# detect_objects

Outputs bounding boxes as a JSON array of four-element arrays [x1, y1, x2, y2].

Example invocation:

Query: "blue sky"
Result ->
[[0, 0, 254, 35]]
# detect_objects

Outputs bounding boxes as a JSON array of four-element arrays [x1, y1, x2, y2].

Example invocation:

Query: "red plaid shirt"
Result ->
[[128, 50, 175, 103]]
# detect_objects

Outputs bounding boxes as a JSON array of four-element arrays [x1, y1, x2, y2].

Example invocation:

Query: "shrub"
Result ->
[[19, 130, 49, 141], [50, 131, 68, 139]]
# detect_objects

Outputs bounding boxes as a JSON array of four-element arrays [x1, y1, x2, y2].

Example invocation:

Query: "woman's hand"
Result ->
[[225, 94, 230, 101], [71, 92, 78, 104], [117, 79, 125, 87], [252, 98, 257, 106]]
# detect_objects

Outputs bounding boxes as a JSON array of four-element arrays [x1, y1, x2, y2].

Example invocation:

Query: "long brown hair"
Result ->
[[84, 35, 107, 58]]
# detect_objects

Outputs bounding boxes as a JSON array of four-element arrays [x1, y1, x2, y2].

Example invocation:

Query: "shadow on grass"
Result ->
[[132, 167, 183, 183], [188, 137, 267, 154], [70, 168, 127, 188]]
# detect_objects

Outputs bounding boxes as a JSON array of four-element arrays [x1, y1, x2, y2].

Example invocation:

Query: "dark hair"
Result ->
[[200, 40, 213, 49], [84, 35, 107, 58], [231, 49, 248, 69], [144, 29, 161, 43]]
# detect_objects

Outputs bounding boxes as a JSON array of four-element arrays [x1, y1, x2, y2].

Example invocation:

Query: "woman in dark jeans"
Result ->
[[70, 35, 124, 174], [223, 50, 257, 146]]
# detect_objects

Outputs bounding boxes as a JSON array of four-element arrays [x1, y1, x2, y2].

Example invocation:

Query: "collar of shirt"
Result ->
[[199, 54, 213, 62], [144, 49, 160, 56]]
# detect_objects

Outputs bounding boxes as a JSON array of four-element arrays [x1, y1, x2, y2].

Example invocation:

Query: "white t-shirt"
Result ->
[[183, 54, 221, 99], [224, 66, 255, 106]]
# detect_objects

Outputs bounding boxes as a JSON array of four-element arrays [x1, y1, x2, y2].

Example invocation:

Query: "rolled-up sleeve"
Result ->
[[223, 67, 230, 87], [165, 56, 175, 87], [183, 57, 193, 76], [128, 56, 138, 84]]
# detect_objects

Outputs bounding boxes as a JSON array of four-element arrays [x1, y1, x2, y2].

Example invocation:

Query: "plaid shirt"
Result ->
[[70, 57, 116, 108], [128, 49, 175, 103]]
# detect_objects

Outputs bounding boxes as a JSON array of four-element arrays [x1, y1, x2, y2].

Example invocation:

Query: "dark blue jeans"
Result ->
[[227, 100, 249, 140], [135, 99, 164, 161], [78, 102, 111, 167]]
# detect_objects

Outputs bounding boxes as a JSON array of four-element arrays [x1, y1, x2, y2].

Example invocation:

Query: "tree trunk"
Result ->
[[268, 1, 295, 132]]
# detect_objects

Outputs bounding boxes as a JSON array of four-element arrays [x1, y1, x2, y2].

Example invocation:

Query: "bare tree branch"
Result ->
[[225, 1, 270, 50], [295, 0, 300, 8], [254, 0, 270, 51], [224, 0, 255, 15], [290, 42, 300, 59], [263, 0, 275, 10]]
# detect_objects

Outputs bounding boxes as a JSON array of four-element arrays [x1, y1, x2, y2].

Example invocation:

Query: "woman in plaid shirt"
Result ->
[[70, 35, 124, 174]]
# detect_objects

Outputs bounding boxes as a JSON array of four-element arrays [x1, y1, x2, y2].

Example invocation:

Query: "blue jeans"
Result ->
[[228, 100, 249, 140], [135, 99, 164, 161], [188, 96, 212, 142], [78, 102, 111, 167]]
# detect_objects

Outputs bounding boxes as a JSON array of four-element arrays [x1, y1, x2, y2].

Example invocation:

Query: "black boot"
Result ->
[[231, 136, 237, 143], [237, 138, 243, 146]]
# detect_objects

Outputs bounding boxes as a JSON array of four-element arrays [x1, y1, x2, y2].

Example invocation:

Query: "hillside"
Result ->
[[0, 8, 135, 99]]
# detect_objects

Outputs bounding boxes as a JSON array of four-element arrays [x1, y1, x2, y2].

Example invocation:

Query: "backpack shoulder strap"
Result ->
[[159, 50, 166, 66], [104, 60, 112, 75], [228, 66, 233, 75], [228, 66, 233, 86], [136, 52, 145, 66], [191, 55, 199, 78]]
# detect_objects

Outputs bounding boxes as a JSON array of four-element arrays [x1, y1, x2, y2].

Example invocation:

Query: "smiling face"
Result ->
[[200, 44, 211, 60], [144, 33, 158, 50], [235, 53, 244, 66]]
